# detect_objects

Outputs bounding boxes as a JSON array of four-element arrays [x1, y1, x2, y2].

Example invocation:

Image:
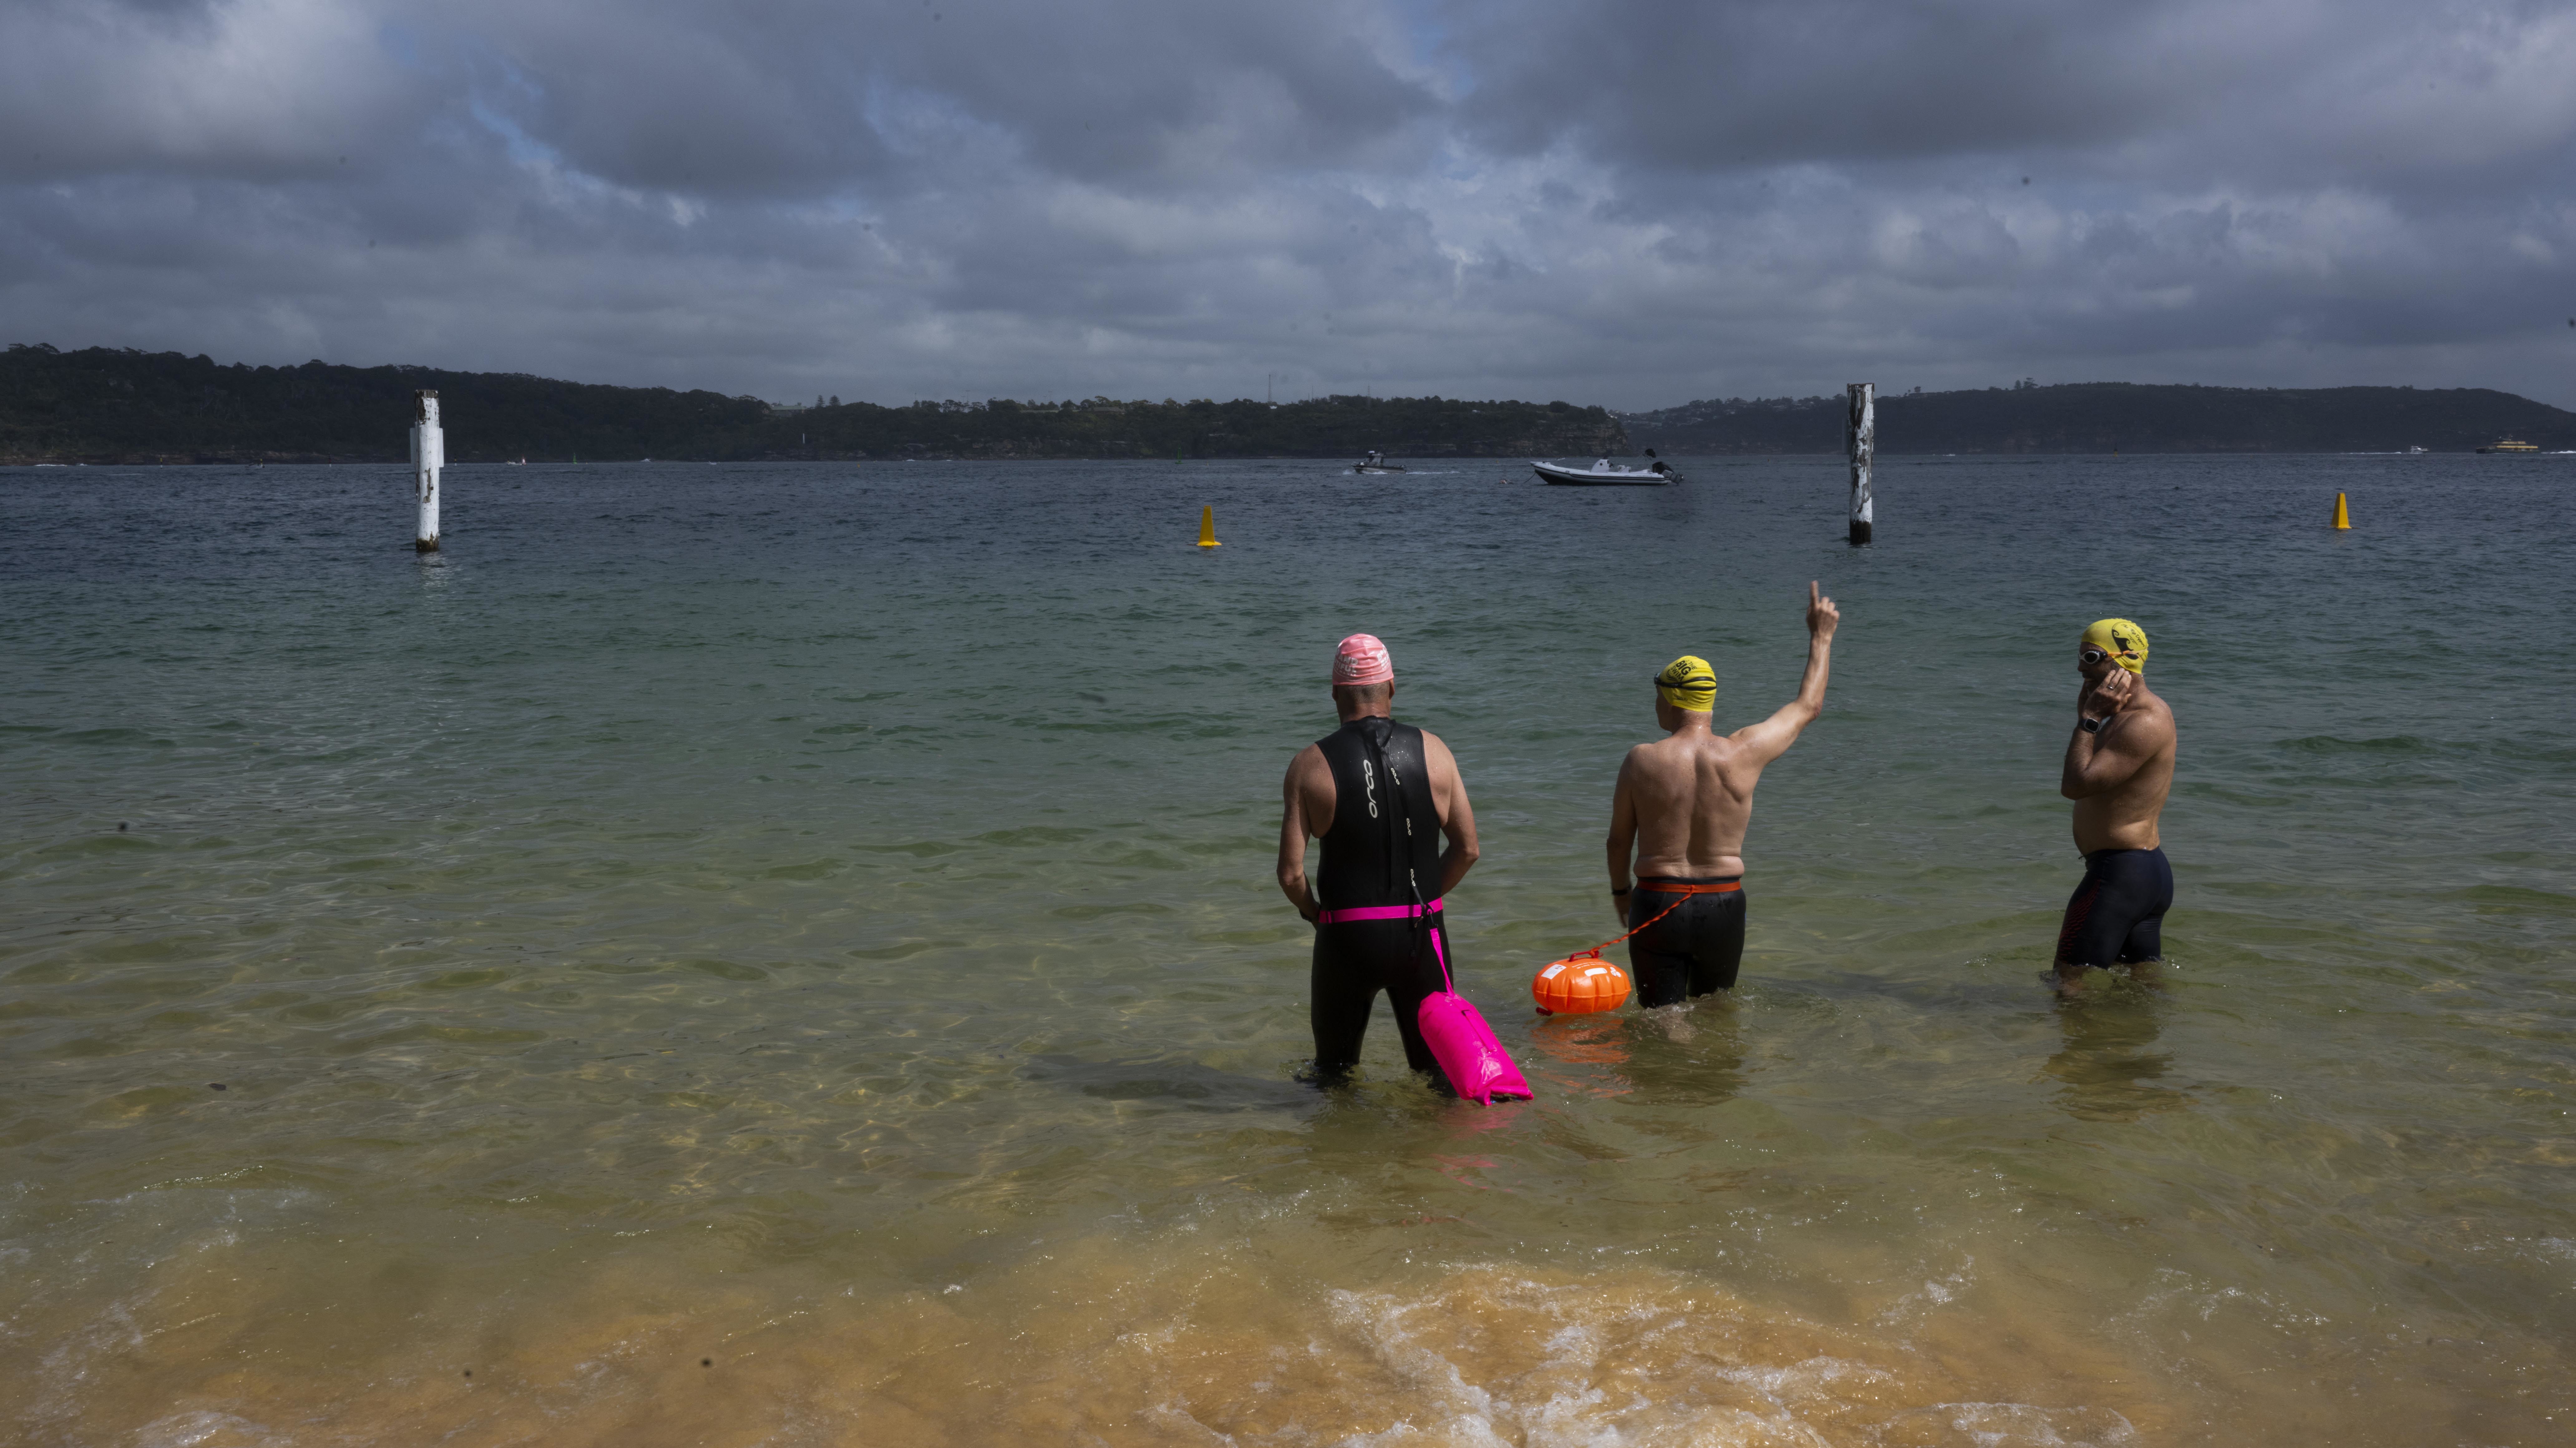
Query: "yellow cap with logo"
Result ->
[[1655, 654, 1717, 712], [2082, 618, 2149, 674]]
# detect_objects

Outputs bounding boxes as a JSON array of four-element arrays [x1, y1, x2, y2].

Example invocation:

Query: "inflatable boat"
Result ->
[[1532, 455, 1679, 486]]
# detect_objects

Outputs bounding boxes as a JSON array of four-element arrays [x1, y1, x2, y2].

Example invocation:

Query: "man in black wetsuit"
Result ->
[[1276, 633, 1482, 1085]]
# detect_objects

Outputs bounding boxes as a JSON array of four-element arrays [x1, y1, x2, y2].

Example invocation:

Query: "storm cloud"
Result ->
[[3, 0, 2571, 406]]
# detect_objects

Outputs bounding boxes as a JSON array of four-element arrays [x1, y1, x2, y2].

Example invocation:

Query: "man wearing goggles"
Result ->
[[2054, 618, 2177, 994]]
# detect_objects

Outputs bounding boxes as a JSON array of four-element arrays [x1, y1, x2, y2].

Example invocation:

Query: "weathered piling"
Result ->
[[411, 390, 444, 552], [1846, 382, 1874, 545]]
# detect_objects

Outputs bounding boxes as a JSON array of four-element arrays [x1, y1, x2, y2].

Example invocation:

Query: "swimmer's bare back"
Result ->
[[1607, 582, 1837, 920], [2060, 663, 2176, 853]]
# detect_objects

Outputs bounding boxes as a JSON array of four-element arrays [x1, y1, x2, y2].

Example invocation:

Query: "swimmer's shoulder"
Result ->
[[1619, 736, 1672, 774], [1284, 740, 1329, 784], [1697, 729, 1752, 765], [1416, 725, 1461, 774], [2137, 687, 2179, 742]]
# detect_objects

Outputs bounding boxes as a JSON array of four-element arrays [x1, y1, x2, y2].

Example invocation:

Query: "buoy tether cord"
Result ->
[[1539, 880, 1749, 1012], [1197, 505, 1221, 548], [2332, 491, 2351, 530], [1569, 892, 1689, 965]]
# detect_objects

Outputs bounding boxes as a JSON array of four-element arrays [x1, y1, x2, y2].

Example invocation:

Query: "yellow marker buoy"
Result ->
[[2332, 491, 2351, 530], [1197, 505, 1221, 548]]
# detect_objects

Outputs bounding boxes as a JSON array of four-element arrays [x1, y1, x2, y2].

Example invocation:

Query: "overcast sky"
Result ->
[[5, 0, 2573, 408]]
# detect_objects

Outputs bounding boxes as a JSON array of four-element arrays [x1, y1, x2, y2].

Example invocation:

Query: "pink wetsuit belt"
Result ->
[[1314, 898, 1443, 925]]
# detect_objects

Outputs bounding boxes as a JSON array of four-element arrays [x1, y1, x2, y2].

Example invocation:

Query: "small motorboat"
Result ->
[[1533, 449, 1681, 486], [1353, 450, 1406, 474]]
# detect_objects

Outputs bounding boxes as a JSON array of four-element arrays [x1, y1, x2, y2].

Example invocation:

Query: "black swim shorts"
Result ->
[[2054, 847, 2173, 970], [1627, 876, 1746, 1007]]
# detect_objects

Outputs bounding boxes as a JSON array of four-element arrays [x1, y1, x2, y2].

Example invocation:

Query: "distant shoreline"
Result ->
[[1621, 381, 2576, 456], [0, 344, 1624, 467], [7, 344, 2570, 463], [10, 448, 2571, 468]]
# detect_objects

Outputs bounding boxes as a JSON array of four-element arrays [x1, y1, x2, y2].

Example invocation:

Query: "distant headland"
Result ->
[[1621, 381, 2576, 455], [0, 345, 1621, 465], [4, 343, 2569, 464]]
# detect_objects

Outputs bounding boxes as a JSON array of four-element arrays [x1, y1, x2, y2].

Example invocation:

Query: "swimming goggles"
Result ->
[[2079, 648, 2111, 665]]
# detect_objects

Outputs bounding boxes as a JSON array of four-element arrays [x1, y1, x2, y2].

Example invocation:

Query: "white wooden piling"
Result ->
[[411, 390, 443, 552], [1845, 382, 1874, 546]]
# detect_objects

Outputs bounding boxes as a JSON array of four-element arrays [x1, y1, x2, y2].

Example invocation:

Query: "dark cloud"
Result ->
[[1454, 0, 2173, 166], [1450, 0, 2576, 189], [445, 0, 1435, 197], [1, 0, 2570, 409]]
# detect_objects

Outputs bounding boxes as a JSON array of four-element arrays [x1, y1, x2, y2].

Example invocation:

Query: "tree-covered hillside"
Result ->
[[0, 344, 1627, 463], [17, 346, 2559, 463], [1622, 382, 2576, 454], [0, 345, 761, 464]]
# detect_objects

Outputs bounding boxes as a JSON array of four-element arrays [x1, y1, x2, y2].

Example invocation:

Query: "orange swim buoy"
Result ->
[[1533, 954, 1631, 1015], [1534, 889, 1694, 1015]]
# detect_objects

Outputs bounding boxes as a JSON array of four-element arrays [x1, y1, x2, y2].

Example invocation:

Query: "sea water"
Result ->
[[2, 454, 2572, 1446]]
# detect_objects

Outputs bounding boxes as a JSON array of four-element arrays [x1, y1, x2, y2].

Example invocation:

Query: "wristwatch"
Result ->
[[2078, 715, 2108, 734]]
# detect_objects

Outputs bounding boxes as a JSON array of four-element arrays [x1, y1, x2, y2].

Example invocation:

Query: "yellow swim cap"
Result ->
[[2082, 618, 2149, 674], [1655, 654, 1717, 712]]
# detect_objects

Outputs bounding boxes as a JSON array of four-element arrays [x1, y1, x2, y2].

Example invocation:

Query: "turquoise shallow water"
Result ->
[[4, 454, 2574, 1446]]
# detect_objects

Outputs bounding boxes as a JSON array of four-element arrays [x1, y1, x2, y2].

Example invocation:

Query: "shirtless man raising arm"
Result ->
[[1605, 582, 1839, 1008], [2052, 617, 2178, 994]]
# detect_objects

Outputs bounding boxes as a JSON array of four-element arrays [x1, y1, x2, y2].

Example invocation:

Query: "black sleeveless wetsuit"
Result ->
[[1309, 716, 1451, 1084]]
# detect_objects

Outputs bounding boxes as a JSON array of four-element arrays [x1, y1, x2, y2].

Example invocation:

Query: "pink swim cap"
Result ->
[[1332, 633, 1394, 686]]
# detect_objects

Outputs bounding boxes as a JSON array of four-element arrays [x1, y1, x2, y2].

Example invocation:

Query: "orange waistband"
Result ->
[[1635, 880, 1741, 894]]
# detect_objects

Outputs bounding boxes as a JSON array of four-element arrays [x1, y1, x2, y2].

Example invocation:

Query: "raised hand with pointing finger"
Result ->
[[1807, 580, 1840, 644]]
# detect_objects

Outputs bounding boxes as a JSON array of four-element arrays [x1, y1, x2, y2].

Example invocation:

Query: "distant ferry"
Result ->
[[2477, 438, 2539, 453]]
